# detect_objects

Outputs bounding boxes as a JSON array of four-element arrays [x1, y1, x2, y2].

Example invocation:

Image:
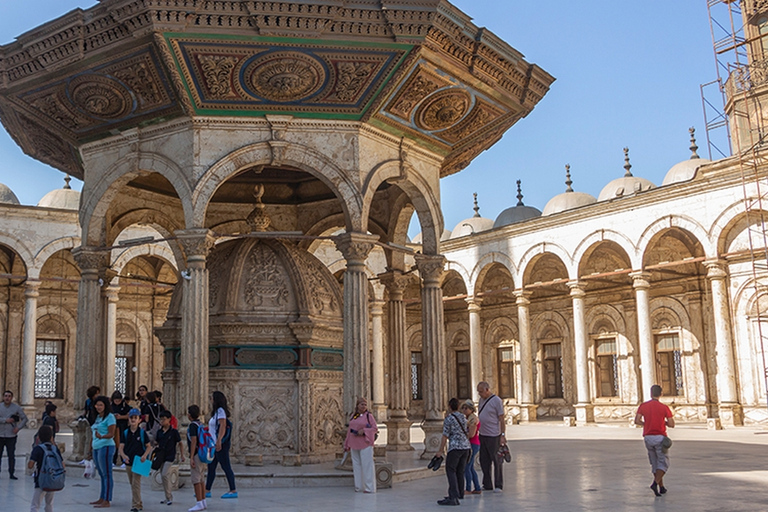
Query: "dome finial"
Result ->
[[689, 127, 700, 160], [63, 175, 72, 190], [623, 147, 633, 177], [565, 164, 573, 192], [472, 192, 480, 217], [516, 179, 524, 206]]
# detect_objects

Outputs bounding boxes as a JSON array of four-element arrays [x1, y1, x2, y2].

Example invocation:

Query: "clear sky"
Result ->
[[0, 1, 720, 239]]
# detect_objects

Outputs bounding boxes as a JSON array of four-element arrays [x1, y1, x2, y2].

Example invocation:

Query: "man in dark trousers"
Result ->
[[476, 381, 506, 492], [634, 384, 675, 497], [0, 390, 28, 480]]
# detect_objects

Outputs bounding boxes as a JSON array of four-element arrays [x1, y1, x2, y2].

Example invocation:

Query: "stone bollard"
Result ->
[[69, 418, 92, 462], [707, 418, 723, 430], [563, 416, 576, 427], [375, 461, 393, 489], [151, 465, 182, 491]]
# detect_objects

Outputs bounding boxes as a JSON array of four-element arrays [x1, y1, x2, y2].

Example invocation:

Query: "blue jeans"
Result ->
[[205, 439, 236, 492], [93, 445, 115, 501], [465, 443, 481, 492]]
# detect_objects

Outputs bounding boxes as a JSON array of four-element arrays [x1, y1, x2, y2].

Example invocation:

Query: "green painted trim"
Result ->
[[162, 32, 415, 51], [358, 48, 413, 117], [368, 117, 450, 156], [162, 34, 199, 112], [191, 108, 363, 120]]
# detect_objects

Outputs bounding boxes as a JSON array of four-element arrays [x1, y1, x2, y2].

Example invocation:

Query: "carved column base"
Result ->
[[385, 418, 414, 451], [575, 403, 595, 426], [420, 419, 444, 459], [518, 404, 538, 423], [718, 403, 744, 427], [373, 403, 387, 422], [23, 406, 38, 429]]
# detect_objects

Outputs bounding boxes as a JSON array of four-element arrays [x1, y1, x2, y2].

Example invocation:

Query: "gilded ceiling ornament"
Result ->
[[415, 89, 470, 131], [113, 62, 161, 105], [68, 74, 133, 120], [199, 55, 238, 98], [245, 52, 325, 102]]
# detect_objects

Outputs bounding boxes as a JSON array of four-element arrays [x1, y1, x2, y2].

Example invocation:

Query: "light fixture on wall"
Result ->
[[181, 269, 191, 280]]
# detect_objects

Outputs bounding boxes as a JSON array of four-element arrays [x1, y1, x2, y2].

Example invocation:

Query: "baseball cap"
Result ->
[[128, 408, 141, 417]]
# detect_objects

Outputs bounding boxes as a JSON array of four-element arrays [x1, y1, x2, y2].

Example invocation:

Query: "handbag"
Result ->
[[151, 448, 165, 471]]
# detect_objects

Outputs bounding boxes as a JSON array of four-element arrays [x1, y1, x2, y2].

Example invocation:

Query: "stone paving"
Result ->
[[2, 423, 768, 511]]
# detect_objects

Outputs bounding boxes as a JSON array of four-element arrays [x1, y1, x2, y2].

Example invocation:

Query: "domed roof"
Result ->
[[542, 165, 597, 216], [493, 180, 541, 228], [412, 229, 452, 244], [598, 148, 655, 201], [663, 128, 711, 185], [0, 182, 20, 205], [37, 176, 80, 210], [450, 193, 494, 239]]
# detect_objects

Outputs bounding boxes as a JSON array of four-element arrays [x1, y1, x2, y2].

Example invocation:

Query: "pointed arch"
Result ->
[[470, 252, 516, 295], [573, 229, 638, 271], [31, 236, 80, 279], [637, 215, 713, 262], [517, 242, 574, 284]]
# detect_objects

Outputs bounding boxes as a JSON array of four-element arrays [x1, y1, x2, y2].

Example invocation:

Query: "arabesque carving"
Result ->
[[199, 55, 239, 99]]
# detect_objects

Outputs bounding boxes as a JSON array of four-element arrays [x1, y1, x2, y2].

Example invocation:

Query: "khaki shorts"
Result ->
[[190, 454, 207, 485]]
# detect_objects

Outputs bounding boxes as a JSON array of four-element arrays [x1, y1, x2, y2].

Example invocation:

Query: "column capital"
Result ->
[[567, 280, 585, 298], [379, 269, 411, 295], [72, 246, 108, 273], [175, 228, 215, 267], [514, 289, 532, 306], [370, 299, 385, 316], [704, 259, 728, 280], [465, 296, 482, 311], [414, 253, 446, 284], [104, 285, 120, 302], [630, 271, 651, 289], [24, 280, 41, 298], [334, 232, 378, 265]]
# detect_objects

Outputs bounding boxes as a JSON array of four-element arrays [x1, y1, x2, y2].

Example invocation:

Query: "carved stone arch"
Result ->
[[302, 216, 346, 252], [484, 316, 518, 346], [573, 230, 638, 273], [442, 269, 469, 314], [708, 197, 758, 252], [470, 253, 516, 296], [116, 319, 138, 342], [406, 324, 422, 351], [649, 296, 691, 331], [532, 310, 571, 341], [385, 191, 416, 270], [111, 245, 179, 284], [31, 236, 80, 280], [518, 242, 575, 284], [361, 159, 443, 256], [637, 215, 714, 263], [0, 234, 33, 276], [109, 208, 183, 245], [585, 303, 626, 336], [192, 141, 362, 232], [444, 260, 471, 290], [713, 206, 768, 256], [450, 329, 469, 348], [82, 152, 194, 246]]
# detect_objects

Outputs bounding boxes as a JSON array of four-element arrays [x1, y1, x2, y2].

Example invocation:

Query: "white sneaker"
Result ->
[[493, 488, 503, 493], [188, 502, 205, 512], [203, 499, 207, 509]]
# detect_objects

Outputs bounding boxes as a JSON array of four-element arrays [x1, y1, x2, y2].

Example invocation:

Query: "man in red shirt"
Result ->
[[634, 385, 675, 497]]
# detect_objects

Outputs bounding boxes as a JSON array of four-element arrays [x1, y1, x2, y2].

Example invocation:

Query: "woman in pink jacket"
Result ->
[[344, 397, 378, 493]]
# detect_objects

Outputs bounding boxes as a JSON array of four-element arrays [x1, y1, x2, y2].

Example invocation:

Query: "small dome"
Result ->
[[37, 176, 80, 210], [542, 165, 597, 216], [598, 147, 655, 201], [450, 193, 494, 239], [412, 230, 452, 244], [662, 128, 711, 185], [0, 183, 20, 205], [493, 180, 541, 227]]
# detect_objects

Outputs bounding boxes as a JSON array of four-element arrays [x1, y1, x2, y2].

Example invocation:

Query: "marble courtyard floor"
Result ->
[[2, 422, 768, 511]]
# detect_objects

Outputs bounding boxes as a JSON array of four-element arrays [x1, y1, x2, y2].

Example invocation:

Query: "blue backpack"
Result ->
[[38, 443, 65, 492], [195, 423, 216, 464]]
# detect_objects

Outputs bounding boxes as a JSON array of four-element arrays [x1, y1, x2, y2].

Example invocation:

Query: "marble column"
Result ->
[[72, 247, 106, 407], [380, 270, 413, 451], [466, 297, 483, 404], [415, 253, 447, 459], [5, 288, 24, 397], [631, 271, 656, 402], [515, 290, 537, 422], [175, 228, 215, 419], [705, 260, 743, 426], [334, 232, 378, 418], [370, 298, 387, 419], [568, 281, 593, 425], [103, 286, 120, 395], [21, 281, 40, 413]]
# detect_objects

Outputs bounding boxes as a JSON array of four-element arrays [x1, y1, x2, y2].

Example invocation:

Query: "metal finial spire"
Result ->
[[565, 164, 573, 192], [689, 127, 700, 160], [623, 147, 633, 177], [63, 175, 71, 190], [472, 192, 480, 217], [516, 179, 524, 206]]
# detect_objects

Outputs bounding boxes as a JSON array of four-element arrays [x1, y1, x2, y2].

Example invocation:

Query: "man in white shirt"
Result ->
[[476, 381, 505, 492], [0, 390, 28, 480]]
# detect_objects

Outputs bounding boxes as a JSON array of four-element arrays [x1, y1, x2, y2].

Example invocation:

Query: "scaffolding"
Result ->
[[704, 0, 768, 411]]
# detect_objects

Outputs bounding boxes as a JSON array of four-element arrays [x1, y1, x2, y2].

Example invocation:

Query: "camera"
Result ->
[[350, 428, 358, 435], [10, 413, 20, 422]]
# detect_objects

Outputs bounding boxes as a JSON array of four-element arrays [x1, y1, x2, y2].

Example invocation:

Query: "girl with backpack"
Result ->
[[204, 391, 237, 499], [28, 425, 64, 512]]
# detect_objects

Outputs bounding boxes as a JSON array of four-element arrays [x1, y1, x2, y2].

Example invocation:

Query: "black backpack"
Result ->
[[38, 443, 65, 492]]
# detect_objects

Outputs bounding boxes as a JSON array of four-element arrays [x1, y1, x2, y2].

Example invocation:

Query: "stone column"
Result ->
[[21, 281, 40, 413], [5, 288, 24, 397], [370, 298, 387, 419], [705, 260, 743, 426], [568, 281, 593, 425], [334, 232, 378, 418], [380, 271, 413, 451], [466, 297, 483, 404], [631, 271, 656, 402], [72, 247, 107, 406], [515, 290, 537, 422], [175, 229, 215, 419], [103, 286, 120, 394], [415, 254, 447, 459]]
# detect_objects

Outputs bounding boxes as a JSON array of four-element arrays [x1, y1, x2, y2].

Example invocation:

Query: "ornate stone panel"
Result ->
[[165, 35, 411, 118]]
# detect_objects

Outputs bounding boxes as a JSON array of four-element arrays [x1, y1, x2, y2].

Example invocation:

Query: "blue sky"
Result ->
[[0, 1, 719, 239]]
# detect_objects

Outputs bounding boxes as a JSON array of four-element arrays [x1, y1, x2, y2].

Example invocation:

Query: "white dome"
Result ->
[[38, 177, 80, 210], [542, 191, 597, 216], [412, 230, 451, 244], [450, 216, 494, 238], [0, 183, 20, 205], [494, 205, 541, 227], [663, 127, 711, 185], [598, 176, 656, 201]]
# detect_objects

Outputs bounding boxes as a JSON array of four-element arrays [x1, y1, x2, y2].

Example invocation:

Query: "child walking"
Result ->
[[28, 425, 63, 512], [118, 409, 151, 512], [155, 410, 184, 505], [186, 405, 208, 512]]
